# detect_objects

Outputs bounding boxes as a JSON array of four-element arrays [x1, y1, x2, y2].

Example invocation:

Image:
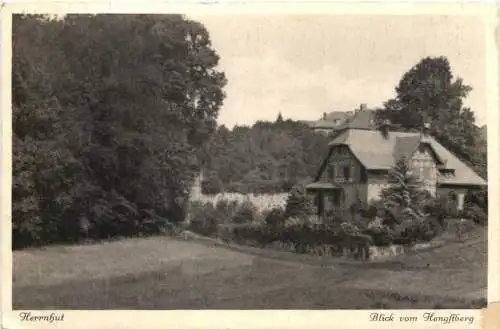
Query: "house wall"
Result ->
[[312, 145, 369, 220], [437, 186, 467, 214], [367, 182, 391, 203], [366, 171, 390, 202], [313, 128, 332, 135], [409, 144, 438, 196], [366, 143, 439, 202], [320, 183, 368, 212]]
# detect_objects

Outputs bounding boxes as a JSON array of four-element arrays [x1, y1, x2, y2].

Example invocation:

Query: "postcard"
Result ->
[[1, 2, 498, 329]]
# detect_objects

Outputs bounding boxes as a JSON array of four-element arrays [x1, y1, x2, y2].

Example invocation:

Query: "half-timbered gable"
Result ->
[[317, 145, 364, 184], [409, 142, 439, 196]]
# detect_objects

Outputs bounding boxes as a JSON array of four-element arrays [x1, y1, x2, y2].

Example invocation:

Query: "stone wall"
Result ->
[[189, 173, 288, 212]]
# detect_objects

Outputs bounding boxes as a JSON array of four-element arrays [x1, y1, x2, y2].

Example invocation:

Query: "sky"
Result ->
[[189, 14, 487, 128]]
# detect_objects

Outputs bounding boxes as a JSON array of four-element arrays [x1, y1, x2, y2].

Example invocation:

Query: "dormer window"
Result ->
[[439, 168, 455, 178]]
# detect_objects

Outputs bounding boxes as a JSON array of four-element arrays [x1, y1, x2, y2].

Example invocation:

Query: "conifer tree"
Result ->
[[276, 112, 284, 124], [379, 156, 427, 224], [283, 183, 313, 220]]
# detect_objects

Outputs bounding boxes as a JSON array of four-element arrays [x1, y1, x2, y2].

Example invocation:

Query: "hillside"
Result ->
[[13, 227, 486, 309], [197, 119, 331, 195]]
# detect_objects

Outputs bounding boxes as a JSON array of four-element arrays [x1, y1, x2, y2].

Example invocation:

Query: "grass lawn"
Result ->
[[12, 227, 487, 309]]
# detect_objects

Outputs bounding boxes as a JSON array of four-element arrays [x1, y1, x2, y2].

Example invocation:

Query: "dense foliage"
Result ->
[[375, 57, 487, 181], [12, 14, 226, 249], [374, 57, 488, 218], [198, 118, 331, 194]]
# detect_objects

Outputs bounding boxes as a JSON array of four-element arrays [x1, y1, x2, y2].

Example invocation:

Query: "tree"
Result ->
[[379, 157, 441, 244], [377, 56, 487, 180], [379, 156, 427, 225], [199, 119, 331, 195], [283, 183, 314, 220], [12, 14, 227, 248], [276, 112, 284, 124]]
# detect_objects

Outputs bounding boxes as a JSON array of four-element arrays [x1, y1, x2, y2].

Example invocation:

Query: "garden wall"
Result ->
[[189, 173, 288, 212]]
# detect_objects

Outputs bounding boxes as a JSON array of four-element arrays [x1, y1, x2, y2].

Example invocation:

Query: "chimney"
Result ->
[[380, 119, 391, 139], [323, 112, 327, 120], [421, 122, 431, 140], [360, 103, 367, 111]]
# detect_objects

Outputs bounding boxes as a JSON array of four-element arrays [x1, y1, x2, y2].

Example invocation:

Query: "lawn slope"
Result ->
[[13, 228, 487, 309]]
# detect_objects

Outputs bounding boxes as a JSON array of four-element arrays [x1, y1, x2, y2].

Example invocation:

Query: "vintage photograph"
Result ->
[[11, 13, 488, 310]]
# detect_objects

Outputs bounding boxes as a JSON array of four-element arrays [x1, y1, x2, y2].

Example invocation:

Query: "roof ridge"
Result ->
[[325, 128, 486, 186]]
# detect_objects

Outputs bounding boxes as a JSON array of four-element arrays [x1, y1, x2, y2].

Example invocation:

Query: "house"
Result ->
[[305, 109, 487, 221], [310, 109, 355, 134], [309, 103, 381, 134]]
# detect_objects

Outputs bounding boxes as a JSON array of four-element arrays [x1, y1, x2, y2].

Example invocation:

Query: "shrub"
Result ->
[[283, 183, 314, 220], [392, 213, 441, 245], [460, 203, 487, 225], [188, 201, 219, 236], [465, 188, 488, 214], [264, 207, 285, 227], [421, 196, 451, 226], [232, 201, 259, 224], [367, 199, 397, 227], [363, 226, 393, 246], [227, 222, 275, 246], [365, 204, 379, 220], [340, 221, 361, 236], [214, 199, 239, 224], [201, 177, 223, 195]]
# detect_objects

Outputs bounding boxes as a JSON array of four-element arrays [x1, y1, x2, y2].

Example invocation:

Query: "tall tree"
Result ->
[[378, 56, 486, 179], [12, 14, 226, 248]]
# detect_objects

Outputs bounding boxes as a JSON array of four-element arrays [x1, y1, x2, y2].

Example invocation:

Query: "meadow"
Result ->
[[13, 226, 486, 309]]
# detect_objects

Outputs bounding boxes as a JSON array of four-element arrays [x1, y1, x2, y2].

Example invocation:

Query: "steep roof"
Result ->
[[332, 109, 377, 131], [325, 111, 351, 121], [329, 129, 487, 187], [393, 136, 421, 163], [311, 111, 352, 129]]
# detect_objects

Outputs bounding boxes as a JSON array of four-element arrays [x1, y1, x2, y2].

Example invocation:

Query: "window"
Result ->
[[448, 191, 457, 202], [328, 166, 335, 180], [343, 166, 351, 180], [422, 166, 432, 180]]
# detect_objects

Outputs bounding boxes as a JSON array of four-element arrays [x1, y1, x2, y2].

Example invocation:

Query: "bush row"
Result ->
[[187, 179, 485, 261]]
